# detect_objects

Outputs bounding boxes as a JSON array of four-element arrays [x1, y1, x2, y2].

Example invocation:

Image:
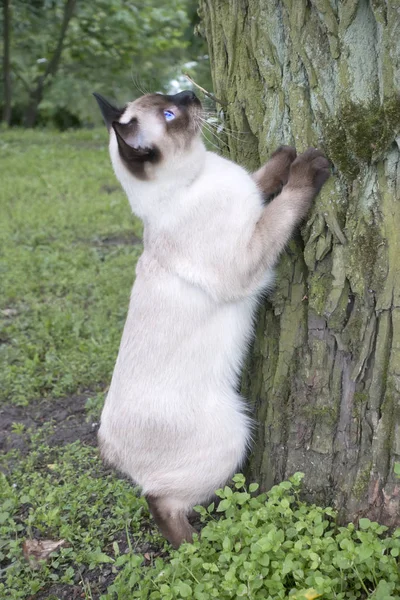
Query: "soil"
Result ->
[[89, 232, 142, 247], [0, 393, 98, 458]]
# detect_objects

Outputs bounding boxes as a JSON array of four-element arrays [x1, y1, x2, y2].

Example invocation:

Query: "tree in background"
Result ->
[[0, 0, 208, 127], [2, 0, 12, 125], [200, 0, 400, 527], [21, 0, 77, 127]]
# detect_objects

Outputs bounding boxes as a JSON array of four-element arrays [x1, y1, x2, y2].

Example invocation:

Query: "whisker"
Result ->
[[131, 72, 148, 97], [201, 130, 223, 152], [200, 112, 251, 138], [221, 130, 251, 144], [200, 116, 251, 144], [198, 117, 221, 139], [205, 121, 250, 136], [198, 118, 232, 151], [198, 117, 223, 140]]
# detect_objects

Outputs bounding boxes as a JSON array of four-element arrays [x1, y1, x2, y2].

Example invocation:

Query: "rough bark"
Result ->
[[23, 0, 77, 127], [199, 0, 400, 527], [2, 0, 12, 125]]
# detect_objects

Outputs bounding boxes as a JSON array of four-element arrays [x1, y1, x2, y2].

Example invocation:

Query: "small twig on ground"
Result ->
[[183, 73, 227, 107]]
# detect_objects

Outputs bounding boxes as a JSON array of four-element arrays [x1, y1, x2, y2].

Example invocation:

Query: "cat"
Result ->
[[93, 90, 330, 548]]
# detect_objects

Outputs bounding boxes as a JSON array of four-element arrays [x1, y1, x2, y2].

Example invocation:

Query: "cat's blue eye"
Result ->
[[163, 109, 175, 121]]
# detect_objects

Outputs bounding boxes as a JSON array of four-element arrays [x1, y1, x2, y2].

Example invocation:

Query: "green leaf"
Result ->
[[232, 474, 246, 488], [222, 537, 232, 552], [282, 557, 294, 575], [176, 581, 192, 598], [359, 518, 372, 530], [236, 583, 248, 596], [373, 580, 395, 597], [258, 553, 270, 567], [334, 554, 351, 569], [216, 499, 231, 512], [314, 523, 324, 537], [358, 545, 374, 561], [160, 584, 171, 594], [235, 492, 250, 505]]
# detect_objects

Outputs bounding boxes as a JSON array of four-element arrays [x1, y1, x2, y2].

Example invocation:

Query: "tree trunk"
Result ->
[[2, 0, 12, 125], [24, 85, 45, 128], [199, 0, 400, 527], [23, 0, 77, 127]]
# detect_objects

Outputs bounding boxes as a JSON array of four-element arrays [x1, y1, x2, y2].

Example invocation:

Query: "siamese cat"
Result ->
[[94, 90, 330, 548]]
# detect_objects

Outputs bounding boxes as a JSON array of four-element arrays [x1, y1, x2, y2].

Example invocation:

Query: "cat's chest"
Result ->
[[134, 252, 211, 308]]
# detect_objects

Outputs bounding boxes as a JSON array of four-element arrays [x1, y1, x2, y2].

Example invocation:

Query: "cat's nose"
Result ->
[[172, 91, 199, 106]]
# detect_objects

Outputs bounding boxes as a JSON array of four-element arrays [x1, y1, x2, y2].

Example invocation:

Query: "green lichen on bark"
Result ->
[[321, 96, 400, 178], [322, 116, 360, 179], [308, 269, 332, 316], [352, 461, 373, 500], [347, 217, 384, 292], [326, 278, 351, 332]]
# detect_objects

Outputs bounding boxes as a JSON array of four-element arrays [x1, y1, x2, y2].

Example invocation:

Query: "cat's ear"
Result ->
[[112, 120, 158, 163], [93, 93, 123, 131]]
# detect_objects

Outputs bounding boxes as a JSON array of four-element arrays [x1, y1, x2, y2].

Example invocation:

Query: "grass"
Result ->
[[1, 440, 153, 599], [1, 129, 399, 600], [0, 127, 143, 405]]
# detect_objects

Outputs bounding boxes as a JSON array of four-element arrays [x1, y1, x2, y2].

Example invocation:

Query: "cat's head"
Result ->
[[94, 91, 203, 182]]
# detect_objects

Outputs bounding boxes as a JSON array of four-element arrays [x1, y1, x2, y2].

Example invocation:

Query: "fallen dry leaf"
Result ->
[[23, 538, 67, 569], [291, 590, 322, 600]]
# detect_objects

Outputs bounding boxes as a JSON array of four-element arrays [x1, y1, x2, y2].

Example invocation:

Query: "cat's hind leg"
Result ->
[[145, 495, 196, 549]]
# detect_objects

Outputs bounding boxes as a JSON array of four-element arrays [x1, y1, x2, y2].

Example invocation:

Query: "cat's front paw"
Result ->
[[268, 145, 297, 186], [253, 145, 297, 198], [287, 148, 331, 196]]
